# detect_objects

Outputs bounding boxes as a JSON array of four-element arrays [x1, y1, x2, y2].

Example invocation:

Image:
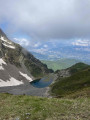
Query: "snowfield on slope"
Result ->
[[0, 36, 15, 49], [0, 36, 12, 44], [0, 58, 7, 70], [19, 71, 33, 82], [0, 77, 23, 87], [2, 43, 15, 49]]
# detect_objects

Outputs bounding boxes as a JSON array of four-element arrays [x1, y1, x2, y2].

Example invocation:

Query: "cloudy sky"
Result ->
[[0, 0, 90, 62]]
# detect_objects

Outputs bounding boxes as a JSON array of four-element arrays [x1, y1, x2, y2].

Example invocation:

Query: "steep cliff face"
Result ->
[[0, 29, 53, 87]]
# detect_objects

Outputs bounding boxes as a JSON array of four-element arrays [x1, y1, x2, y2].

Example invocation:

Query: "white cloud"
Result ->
[[0, 0, 90, 39], [14, 38, 30, 47], [72, 39, 90, 46], [43, 44, 48, 48], [34, 42, 41, 48], [32, 48, 48, 55]]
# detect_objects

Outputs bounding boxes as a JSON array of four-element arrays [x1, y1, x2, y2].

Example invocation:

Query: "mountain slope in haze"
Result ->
[[0, 29, 53, 87], [51, 63, 90, 98], [41, 59, 80, 71]]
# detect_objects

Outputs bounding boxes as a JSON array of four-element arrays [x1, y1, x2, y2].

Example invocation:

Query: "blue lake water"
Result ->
[[30, 77, 53, 88]]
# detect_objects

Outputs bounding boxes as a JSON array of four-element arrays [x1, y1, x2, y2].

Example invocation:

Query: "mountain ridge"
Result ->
[[0, 28, 53, 87]]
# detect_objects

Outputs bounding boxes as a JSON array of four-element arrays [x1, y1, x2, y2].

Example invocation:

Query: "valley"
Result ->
[[41, 59, 80, 71], [0, 1, 90, 119], [0, 29, 90, 120]]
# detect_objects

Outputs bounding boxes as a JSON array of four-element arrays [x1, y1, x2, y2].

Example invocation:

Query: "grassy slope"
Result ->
[[68, 62, 90, 74], [0, 93, 90, 120], [41, 59, 80, 71], [51, 67, 90, 98]]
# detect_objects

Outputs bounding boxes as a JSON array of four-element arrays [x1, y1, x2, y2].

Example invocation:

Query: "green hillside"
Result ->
[[51, 67, 90, 98], [0, 93, 90, 120], [68, 62, 90, 74], [41, 59, 80, 71]]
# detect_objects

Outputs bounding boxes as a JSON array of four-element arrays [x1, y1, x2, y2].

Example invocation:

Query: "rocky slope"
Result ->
[[0, 29, 53, 87]]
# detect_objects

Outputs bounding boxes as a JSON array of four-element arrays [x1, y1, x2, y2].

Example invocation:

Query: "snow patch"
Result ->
[[19, 71, 33, 82], [0, 58, 7, 70], [0, 36, 12, 44], [0, 35, 15, 49], [2, 43, 15, 49], [0, 58, 7, 65], [0, 36, 7, 42], [0, 77, 23, 87], [0, 66, 4, 70]]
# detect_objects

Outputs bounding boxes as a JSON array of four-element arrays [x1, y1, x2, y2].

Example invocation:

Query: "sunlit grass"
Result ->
[[0, 93, 90, 120]]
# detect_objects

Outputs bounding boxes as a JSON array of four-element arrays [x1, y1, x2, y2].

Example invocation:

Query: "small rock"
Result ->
[[25, 113, 31, 116]]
